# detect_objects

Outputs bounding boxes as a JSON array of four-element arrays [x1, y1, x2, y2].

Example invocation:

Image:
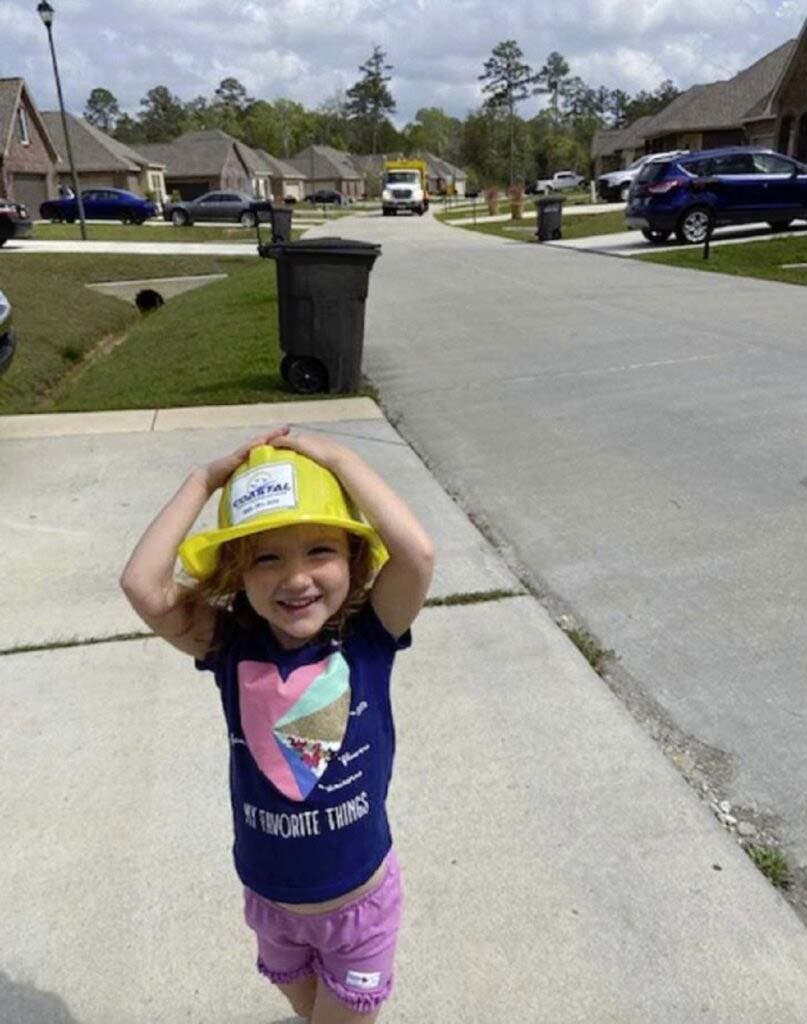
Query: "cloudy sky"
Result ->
[[5, 0, 805, 125]]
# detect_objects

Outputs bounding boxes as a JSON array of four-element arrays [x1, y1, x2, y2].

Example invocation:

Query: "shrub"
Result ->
[[508, 184, 525, 220], [484, 186, 499, 215]]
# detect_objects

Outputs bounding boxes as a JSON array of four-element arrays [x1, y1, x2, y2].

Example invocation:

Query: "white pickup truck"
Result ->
[[530, 171, 586, 195]]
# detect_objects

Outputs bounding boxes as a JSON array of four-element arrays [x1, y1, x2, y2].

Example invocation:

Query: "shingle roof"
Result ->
[[745, 18, 807, 121], [591, 115, 653, 159], [0, 77, 58, 161], [135, 129, 250, 177], [643, 38, 796, 137], [420, 151, 467, 181], [350, 151, 468, 181], [288, 144, 362, 180], [41, 111, 162, 172], [254, 149, 306, 179]]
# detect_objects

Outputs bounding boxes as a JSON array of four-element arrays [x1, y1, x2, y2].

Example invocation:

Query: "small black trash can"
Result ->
[[270, 206, 293, 242], [535, 195, 565, 241], [251, 200, 292, 243], [261, 237, 381, 394]]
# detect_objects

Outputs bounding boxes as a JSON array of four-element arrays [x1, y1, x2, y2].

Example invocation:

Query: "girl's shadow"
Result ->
[[0, 969, 82, 1024]]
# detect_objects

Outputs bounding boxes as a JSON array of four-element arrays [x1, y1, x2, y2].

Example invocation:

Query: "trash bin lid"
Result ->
[[263, 237, 381, 259]]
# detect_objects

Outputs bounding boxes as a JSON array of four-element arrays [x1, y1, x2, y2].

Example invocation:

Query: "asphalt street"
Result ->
[[307, 210, 807, 879]]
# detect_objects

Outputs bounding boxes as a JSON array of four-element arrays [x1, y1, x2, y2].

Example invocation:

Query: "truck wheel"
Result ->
[[287, 356, 329, 394], [417, 204, 425, 215], [279, 354, 294, 384]]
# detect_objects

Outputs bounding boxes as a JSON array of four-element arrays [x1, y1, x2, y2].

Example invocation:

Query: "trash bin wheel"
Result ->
[[279, 354, 294, 384], [287, 356, 329, 394]]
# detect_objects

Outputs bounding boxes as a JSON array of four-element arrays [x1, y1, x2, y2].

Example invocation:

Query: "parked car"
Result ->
[[163, 190, 268, 227], [597, 150, 688, 203], [0, 288, 15, 375], [0, 197, 33, 246], [465, 187, 481, 198], [626, 147, 807, 244], [530, 171, 586, 195], [304, 189, 347, 205], [40, 188, 155, 224]]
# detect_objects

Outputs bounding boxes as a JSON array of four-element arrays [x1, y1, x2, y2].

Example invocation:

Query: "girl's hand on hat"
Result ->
[[201, 426, 290, 493], [271, 431, 346, 469]]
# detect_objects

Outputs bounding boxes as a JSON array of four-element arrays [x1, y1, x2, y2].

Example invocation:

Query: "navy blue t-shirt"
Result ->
[[196, 600, 410, 903]]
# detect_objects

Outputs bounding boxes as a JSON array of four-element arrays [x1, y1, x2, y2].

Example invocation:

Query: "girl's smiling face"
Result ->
[[241, 524, 351, 648]]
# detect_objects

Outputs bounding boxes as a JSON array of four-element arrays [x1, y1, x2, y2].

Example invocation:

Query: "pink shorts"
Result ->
[[243, 850, 403, 1015]]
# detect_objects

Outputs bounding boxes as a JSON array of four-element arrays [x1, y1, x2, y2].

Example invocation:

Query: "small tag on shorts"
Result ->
[[345, 969, 381, 990]]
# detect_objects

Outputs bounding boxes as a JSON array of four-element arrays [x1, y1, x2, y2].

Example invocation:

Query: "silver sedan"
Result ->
[[164, 190, 270, 227]]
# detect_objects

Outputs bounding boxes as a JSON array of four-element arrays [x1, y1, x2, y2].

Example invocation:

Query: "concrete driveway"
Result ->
[[303, 209, 807, 894], [551, 220, 807, 256], [4, 399, 807, 1023]]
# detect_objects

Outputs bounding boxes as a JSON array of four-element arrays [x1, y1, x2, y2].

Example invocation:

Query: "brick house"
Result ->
[[253, 150, 307, 202], [41, 111, 166, 202], [351, 151, 469, 197], [591, 117, 653, 178], [590, 18, 807, 174], [135, 130, 258, 200], [0, 78, 59, 210], [289, 145, 364, 198]]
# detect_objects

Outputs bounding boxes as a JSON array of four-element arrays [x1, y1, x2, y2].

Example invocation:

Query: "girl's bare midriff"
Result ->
[[270, 853, 389, 915]]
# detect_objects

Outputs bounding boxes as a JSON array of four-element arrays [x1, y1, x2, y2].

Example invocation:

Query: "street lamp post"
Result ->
[[37, 0, 86, 240]]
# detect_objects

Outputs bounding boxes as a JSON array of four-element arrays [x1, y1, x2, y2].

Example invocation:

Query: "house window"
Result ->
[[17, 108, 30, 145]]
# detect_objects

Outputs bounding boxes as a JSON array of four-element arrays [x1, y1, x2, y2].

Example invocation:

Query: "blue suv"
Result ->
[[626, 147, 807, 244]]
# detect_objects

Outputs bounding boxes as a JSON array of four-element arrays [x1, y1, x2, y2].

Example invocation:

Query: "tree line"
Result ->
[[85, 41, 679, 188]]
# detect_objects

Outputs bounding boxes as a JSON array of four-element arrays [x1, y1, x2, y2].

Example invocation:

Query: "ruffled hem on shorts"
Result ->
[[312, 959, 393, 1014], [257, 956, 316, 985]]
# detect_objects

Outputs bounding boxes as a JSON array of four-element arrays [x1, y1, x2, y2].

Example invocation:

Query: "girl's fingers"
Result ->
[[236, 426, 290, 458]]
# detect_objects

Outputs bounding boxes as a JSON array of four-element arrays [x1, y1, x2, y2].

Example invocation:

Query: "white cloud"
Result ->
[[2, 0, 802, 125]]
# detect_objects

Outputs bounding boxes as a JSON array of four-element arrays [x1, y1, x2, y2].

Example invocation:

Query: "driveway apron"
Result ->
[[308, 210, 807, 869]]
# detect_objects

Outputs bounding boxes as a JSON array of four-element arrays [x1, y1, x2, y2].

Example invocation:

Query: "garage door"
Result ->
[[12, 173, 48, 213]]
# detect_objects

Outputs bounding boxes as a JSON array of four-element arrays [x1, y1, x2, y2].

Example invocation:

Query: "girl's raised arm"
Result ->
[[273, 433, 435, 639], [120, 427, 289, 658]]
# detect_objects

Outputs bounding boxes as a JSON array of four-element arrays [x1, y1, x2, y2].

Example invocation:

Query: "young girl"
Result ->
[[120, 425, 434, 1024]]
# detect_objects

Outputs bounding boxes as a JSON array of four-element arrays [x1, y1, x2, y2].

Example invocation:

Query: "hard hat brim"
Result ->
[[178, 512, 388, 581]]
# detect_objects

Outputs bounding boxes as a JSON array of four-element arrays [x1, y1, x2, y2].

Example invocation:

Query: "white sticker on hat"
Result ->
[[345, 970, 381, 990], [230, 463, 297, 525]]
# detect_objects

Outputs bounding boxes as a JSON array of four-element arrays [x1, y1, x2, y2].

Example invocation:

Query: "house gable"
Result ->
[[0, 78, 59, 204], [0, 78, 59, 163]]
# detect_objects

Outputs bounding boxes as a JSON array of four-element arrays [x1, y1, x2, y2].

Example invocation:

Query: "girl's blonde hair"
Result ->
[[194, 528, 374, 640]]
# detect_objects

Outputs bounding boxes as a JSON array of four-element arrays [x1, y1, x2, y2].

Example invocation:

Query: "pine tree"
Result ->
[[479, 40, 541, 184], [345, 46, 395, 154], [84, 88, 120, 133]]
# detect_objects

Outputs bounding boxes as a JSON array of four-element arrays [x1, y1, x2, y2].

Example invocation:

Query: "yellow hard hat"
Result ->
[[178, 445, 388, 580]]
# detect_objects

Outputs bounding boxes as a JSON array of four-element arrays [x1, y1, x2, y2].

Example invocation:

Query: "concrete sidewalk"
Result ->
[[2, 399, 807, 1023]]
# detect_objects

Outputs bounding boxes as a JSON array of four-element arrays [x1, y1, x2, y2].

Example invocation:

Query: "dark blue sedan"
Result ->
[[40, 188, 156, 225]]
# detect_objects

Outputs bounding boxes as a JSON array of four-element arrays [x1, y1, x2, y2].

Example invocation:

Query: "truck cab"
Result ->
[[382, 161, 429, 216]]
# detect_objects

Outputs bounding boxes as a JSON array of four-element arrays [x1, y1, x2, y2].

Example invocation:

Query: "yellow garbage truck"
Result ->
[[381, 159, 429, 216]]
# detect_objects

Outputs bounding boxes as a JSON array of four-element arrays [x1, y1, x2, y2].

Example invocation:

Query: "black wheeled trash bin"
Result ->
[[251, 201, 293, 244], [261, 237, 381, 394], [535, 195, 564, 241]]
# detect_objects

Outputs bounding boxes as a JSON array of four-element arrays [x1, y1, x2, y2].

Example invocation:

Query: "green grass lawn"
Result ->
[[439, 208, 627, 241], [46, 257, 293, 413], [0, 253, 304, 414], [32, 223, 305, 243], [636, 230, 807, 286]]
